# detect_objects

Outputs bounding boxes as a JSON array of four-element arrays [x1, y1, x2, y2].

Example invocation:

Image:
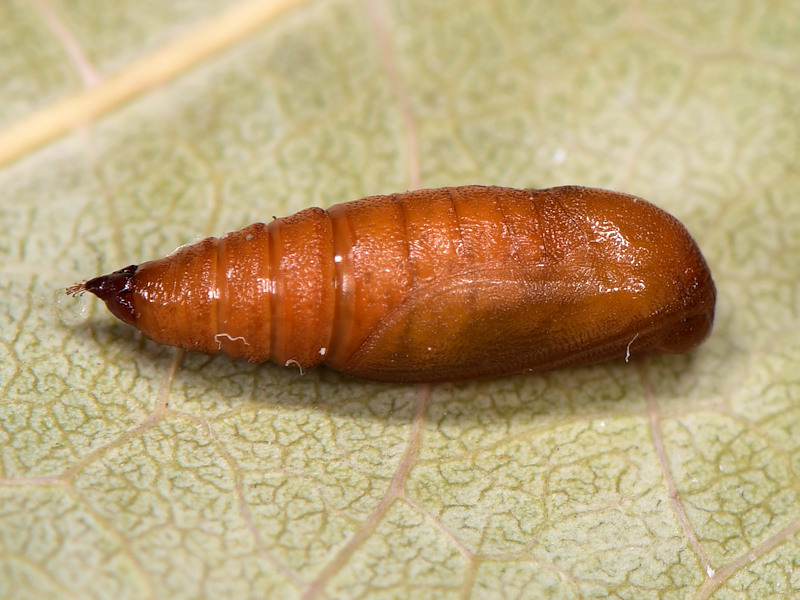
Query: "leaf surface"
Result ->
[[2, 1, 799, 598]]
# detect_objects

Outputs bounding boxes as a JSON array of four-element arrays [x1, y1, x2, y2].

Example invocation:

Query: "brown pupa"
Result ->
[[68, 185, 716, 382]]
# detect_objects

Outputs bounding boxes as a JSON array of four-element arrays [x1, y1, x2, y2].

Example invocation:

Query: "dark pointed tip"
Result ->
[[81, 264, 139, 325]]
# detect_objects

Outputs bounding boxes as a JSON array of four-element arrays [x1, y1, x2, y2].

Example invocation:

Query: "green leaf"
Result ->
[[2, 0, 799, 598]]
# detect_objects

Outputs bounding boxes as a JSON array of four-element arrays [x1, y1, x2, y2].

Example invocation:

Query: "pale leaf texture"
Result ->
[[1, 1, 799, 599]]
